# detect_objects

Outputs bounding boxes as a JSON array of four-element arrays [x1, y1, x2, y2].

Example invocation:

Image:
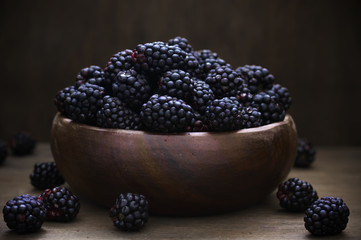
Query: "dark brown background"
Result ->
[[0, 0, 360, 145]]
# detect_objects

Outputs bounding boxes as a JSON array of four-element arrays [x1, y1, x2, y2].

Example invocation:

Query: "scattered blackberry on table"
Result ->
[[3, 194, 47, 233], [158, 69, 194, 103], [295, 138, 316, 168], [140, 94, 195, 132], [236, 65, 274, 93], [304, 197, 350, 236], [8, 132, 36, 156], [0, 140, 8, 164], [96, 95, 142, 130], [132, 41, 187, 75], [205, 66, 244, 98], [205, 97, 242, 131], [111, 69, 152, 111], [167, 36, 193, 53], [30, 162, 65, 190], [192, 79, 215, 113], [104, 49, 134, 90], [39, 186, 80, 222], [277, 177, 318, 211], [251, 91, 286, 125], [63, 83, 105, 124], [54, 85, 77, 114], [109, 193, 149, 231], [75, 65, 105, 88]]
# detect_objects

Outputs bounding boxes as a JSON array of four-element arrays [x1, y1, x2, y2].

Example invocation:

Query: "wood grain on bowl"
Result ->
[[50, 112, 297, 216]]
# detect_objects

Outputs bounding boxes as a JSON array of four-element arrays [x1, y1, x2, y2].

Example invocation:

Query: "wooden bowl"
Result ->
[[50, 112, 297, 216]]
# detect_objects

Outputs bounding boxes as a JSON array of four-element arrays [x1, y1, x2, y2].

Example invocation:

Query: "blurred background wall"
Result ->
[[0, 0, 360, 145]]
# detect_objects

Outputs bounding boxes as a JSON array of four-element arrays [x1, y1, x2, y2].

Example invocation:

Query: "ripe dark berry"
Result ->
[[251, 91, 286, 125], [109, 193, 149, 231], [0, 140, 8, 164], [3, 194, 46, 233], [54, 86, 77, 114], [167, 36, 193, 53], [8, 132, 36, 156], [277, 177, 318, 211], [236, 65, 274, 93], [30, 162, 65, 190], [75, 65, 105, 88], [295, 138, 316, 168], [304, 197, 350, 236], [39, 187, 80, 222]]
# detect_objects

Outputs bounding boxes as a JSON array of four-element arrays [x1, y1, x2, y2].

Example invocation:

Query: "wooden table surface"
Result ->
[[0, 143, 360, 239]]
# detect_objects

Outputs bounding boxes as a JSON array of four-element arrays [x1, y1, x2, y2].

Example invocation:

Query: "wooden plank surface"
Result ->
[[0, 143, 360, 239]]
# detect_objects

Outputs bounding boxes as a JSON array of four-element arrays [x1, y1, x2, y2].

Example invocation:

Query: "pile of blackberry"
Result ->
[[54, 36, 292, 133]]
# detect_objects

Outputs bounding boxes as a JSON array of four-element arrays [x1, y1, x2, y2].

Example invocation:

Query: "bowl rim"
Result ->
[[54, 112, 293, 136]]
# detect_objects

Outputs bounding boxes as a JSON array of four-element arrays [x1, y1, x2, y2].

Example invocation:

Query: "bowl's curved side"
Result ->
[[50, 113, 297, 216]]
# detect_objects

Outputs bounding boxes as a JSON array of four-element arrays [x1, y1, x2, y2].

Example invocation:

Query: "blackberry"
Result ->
[[304, 197, 350, 236], [192, 79, 214, 113], [140, 94, 195, 132], [0, 140, 8, 164], [54, 85, 77, 114], [40, 186, 80, 222], [205, 66, 244, 98], [3, 194, 46, 233], [111, 69, 152, 111], [186, 111, 209, 132], [194, 49, 219, 61], [132, 41, 187, 75], [194, 49, 230, 79], [104, 49, 134, 90], [267, 84, 292, 111], [96, 95, 142, 130], [183, 53, 202, 78], [251, 91, 286, 125], [276, 177, 318, 211], [75, 65, 105, 88], [63, 83, 105, 124], [8, 132, 36, 156], [30, 162, 65, 190], [205, 97, 242, 131], [236, 65, 274, 93], [240, 106, 262, 129], [109, 193, 149, 231], [158, 69, 194, 103], [295, 138, 316, 168], [167, 36, 193, 53]]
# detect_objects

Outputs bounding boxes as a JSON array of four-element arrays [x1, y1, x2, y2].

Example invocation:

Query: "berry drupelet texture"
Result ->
[[192, 79, 215, 113], [167, 36, 193, 53], [236, 65, 274, 93], [8, 132, 36, 156], [3, 194, 47, 233], [75, 65, 105, 88], [39, 187, 80, 222], [277, 177, 318, 211], [54, 85, 77, 114], [295, 138, 316, 168], [96, 95, 142, 130], [251, 91, 286, 125], [140, 94, 195, 132], [304, 197, 350, 236], [109, 193, 149, 231], [30, 162, 65, 190], [240, 106, 262, 129]]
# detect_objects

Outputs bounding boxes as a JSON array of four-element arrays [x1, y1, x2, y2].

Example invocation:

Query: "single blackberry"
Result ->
[[240, 106, 262, 129], [75, 65, 105, 88], [295, 138, 316, 168], [3, 194, 46, 233], [183, 53, 202, 78], [0, 140, 8, 164], [132, 41, 187, 75], [96, 95, 142, 130], [140, 94, 195, 132], [104, 49, 134, 90], [304, 197, 350, 236], [167, 36, 193, 53], [8, 132, 36, 156], [54, 85, 77, 114], [39, 186, 80, 222], [236, 65, 274, 93], [30, 162, 65, 190], [194, 49, 219, 61], [251, 91, 286, 125], [192, 79, 214, 113], [186, 111, 209, 132], [111, 69, 152, 111], [109, 193, 149, 231], [158, 69, 194, 103], [63, 83, 105, 124], [276, 177, 318, 211], [205, 97, 242, 131], [269, 84, 292, 111], [205, 66, 244, 98]]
